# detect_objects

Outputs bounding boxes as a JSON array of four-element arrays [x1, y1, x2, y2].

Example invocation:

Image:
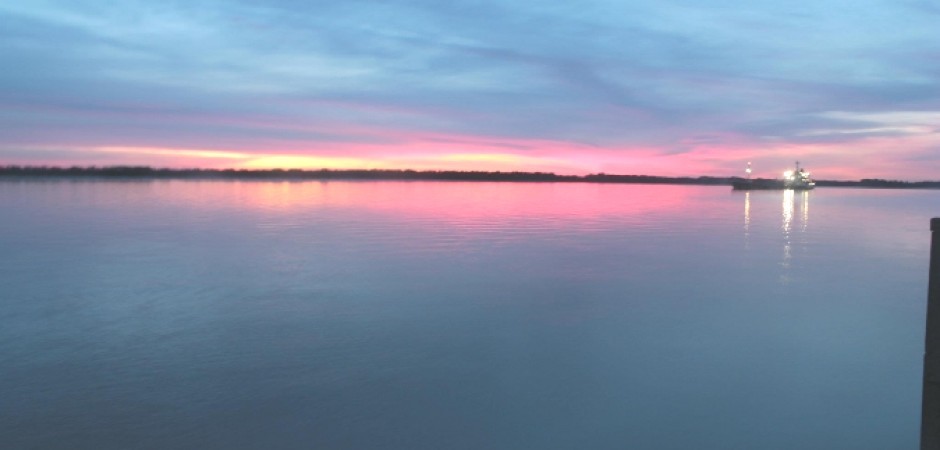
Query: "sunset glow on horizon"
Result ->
[[2, 1, 939, 180]]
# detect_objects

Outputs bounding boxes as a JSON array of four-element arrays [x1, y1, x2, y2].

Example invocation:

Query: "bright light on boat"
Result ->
[[783, 170, 794, 179]]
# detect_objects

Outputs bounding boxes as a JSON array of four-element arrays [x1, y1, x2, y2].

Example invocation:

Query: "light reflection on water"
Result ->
[[777, 189, 812, 282], [0, 180, 936, 450], [744, 189, 814, 284]]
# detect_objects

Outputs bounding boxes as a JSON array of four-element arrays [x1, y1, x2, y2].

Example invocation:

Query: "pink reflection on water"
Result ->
[[215, 180, 710, 222]]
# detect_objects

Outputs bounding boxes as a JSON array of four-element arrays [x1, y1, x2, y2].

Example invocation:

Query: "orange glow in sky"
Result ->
[[6, 129, 938, 181]]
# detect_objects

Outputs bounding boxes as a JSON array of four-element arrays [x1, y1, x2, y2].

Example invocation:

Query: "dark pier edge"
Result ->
[[922, 218, 940, 449]]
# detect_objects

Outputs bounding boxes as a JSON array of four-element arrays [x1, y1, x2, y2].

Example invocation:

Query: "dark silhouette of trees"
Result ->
[[1, 165, 938, 188]]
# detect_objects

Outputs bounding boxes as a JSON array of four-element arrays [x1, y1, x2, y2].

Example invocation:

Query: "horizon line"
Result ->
[[3, 165, 940, 187]]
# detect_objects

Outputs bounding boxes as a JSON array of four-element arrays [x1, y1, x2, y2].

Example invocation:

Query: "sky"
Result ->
[[1, 0, 939, 180]]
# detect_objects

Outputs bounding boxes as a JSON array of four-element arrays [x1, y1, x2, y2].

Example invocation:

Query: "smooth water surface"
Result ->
[[1, 180, 936, 449]]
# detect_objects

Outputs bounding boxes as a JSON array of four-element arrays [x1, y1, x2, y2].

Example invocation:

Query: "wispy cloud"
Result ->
[[1, 0, 939, 179]]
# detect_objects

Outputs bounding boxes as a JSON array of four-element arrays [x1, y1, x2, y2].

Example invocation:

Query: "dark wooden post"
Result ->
[[922, 218, 940, 449]]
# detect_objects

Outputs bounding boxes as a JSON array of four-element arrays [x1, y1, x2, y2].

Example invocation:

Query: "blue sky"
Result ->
[[2, 0, 939, 179]]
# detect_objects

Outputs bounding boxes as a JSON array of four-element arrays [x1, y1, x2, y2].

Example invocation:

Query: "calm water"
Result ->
[[1, 180, 936, 449]]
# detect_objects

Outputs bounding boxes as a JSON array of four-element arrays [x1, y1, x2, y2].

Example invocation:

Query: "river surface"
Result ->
[[0, 180, 936, 449]]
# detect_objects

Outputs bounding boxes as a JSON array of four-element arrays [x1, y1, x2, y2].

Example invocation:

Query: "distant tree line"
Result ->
[[0, 165, 730, 184], [1, 165, 938, 188], [815, 179, 940, 189], [583, 174, 732, 185], [0, 165, 569, 181]]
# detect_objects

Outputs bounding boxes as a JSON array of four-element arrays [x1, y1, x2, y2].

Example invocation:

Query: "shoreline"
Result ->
[[2, 166, 939, 189]]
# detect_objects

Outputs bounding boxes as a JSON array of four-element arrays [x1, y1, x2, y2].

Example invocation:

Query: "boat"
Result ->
[[732, 162, 815, 190]]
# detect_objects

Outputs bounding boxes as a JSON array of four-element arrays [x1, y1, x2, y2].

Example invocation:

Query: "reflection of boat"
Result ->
[[732, 162, 815, 190]]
